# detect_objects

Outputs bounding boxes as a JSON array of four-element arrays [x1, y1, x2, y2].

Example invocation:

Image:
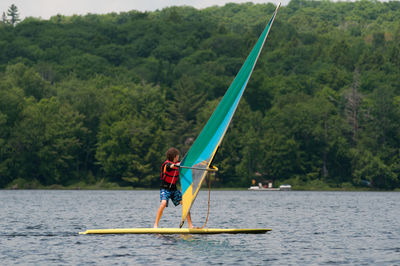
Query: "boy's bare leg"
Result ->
[[154, 200, 167, 228], [187, 211, 194, 229]]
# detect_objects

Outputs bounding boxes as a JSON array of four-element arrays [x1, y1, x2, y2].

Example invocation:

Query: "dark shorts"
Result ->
[[160, 189, 182, 207]]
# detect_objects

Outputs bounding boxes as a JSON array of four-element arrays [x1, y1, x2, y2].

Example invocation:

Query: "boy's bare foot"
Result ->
[[153, 224, 158, 228]]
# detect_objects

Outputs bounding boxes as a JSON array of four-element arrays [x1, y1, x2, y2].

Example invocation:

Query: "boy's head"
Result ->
[[166, 147, 179, 162]]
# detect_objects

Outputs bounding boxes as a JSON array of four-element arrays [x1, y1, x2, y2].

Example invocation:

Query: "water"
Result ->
[[1, 190, 399, 265]]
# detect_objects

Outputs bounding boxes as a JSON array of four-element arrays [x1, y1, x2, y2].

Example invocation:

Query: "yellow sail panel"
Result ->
[[181, 184, 193, 226]]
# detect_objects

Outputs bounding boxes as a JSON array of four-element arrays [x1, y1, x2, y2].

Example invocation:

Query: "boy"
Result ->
[[154, 147, 193, 228]]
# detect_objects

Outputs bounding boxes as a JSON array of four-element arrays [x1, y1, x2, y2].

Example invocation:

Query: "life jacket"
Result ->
[[161, 160, 179, 185]]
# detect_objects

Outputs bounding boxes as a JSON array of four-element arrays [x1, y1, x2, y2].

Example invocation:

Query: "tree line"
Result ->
[[2, 4, 20, 26], [0, 0, 400, 189]]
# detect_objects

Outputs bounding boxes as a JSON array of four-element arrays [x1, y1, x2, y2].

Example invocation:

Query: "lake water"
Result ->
[[1, 190, 399, 265]]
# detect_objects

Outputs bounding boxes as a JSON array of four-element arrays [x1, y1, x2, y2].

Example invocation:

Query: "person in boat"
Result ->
[[154, 147, 193, 228]]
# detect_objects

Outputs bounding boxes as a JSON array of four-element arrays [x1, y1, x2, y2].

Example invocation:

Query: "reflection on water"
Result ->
[[0, 190, 399, 265]]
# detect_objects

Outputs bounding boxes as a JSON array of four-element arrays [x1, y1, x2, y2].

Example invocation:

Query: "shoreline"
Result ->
[[2, 186, 399, 192]]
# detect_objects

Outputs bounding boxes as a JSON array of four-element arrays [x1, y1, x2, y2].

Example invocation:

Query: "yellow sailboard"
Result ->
[[79, 228, 271, 235]]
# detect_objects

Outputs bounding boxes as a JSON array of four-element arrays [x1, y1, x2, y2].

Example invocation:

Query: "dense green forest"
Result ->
[[1, 0, 399, 190]]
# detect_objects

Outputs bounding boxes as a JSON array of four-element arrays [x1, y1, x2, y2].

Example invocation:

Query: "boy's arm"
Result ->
[[165, 162, 179, 171]]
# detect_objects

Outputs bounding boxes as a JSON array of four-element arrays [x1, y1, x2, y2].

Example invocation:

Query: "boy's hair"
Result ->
[[166, 147, 179, 161]]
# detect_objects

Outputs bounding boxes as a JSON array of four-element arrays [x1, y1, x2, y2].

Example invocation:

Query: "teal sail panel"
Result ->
[[179, 3, 280, 227]]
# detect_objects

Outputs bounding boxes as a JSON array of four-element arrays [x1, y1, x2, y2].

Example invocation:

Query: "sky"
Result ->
[[1, 0, 287, 20]]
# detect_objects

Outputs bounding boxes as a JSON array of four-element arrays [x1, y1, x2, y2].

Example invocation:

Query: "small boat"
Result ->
[[248, 181, 291, 191], [279, 184, 292, 191], [248, 186, 280, 191]]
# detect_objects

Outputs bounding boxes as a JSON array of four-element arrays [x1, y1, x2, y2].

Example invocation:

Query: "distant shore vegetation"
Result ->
[[1, 0, 400, 190]]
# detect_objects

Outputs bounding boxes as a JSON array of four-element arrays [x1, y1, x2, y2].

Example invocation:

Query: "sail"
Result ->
[[179, 3, 280, 227]]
